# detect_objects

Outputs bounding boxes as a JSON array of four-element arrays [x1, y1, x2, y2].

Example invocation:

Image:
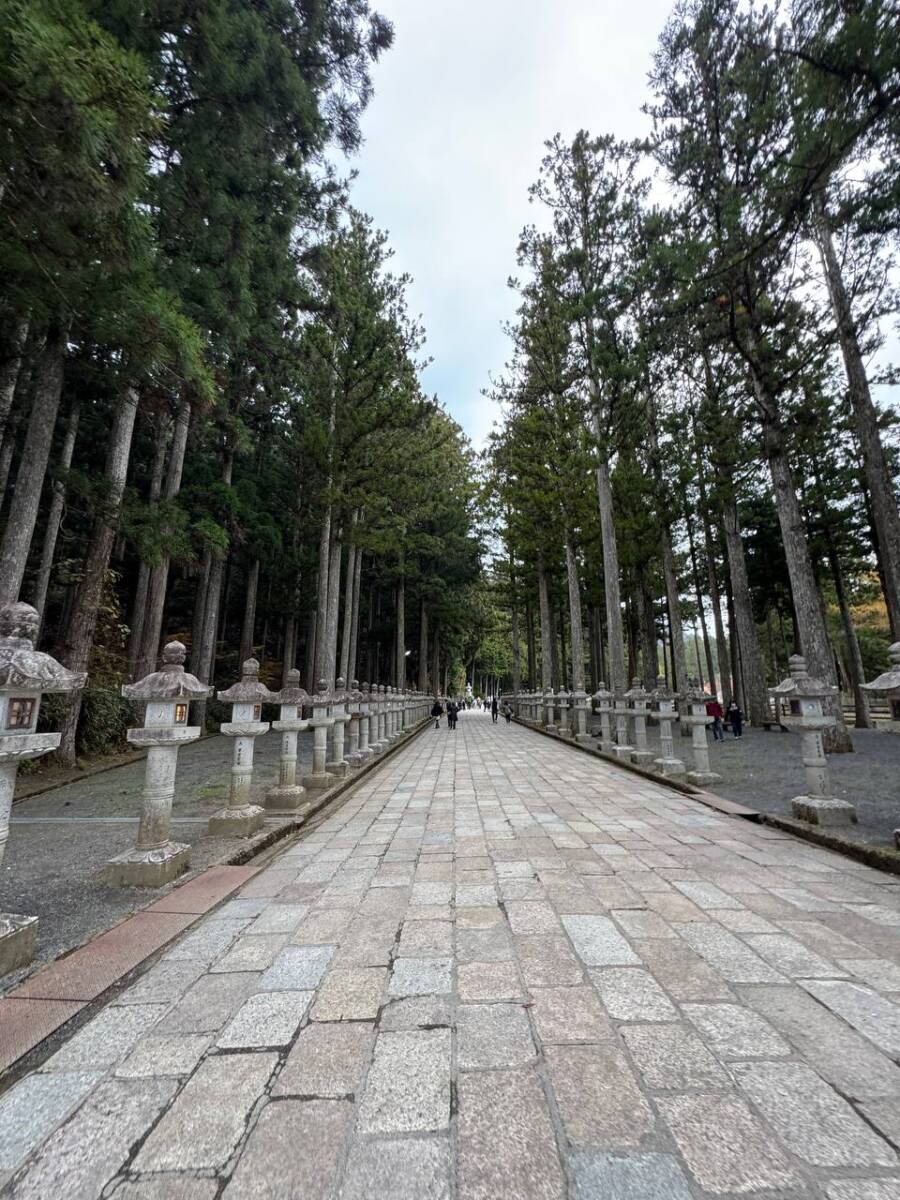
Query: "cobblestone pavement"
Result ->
[[5, 710, 900, 1198]]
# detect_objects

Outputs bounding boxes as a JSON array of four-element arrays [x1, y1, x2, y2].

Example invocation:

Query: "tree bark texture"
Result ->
[[661, 525, 688, 697], [720, 490, 770, 726], [32, 398, 80, 633], [537, 559, 554, 690], [239, 558, 260, 665], [564, 538, 584, 691]]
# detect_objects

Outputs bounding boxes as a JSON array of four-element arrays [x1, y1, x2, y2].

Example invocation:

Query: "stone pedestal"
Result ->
[[572, 690, 591, 743], [625, 679, 654, 766], [326, 678, 350, 778], [265, 670, 310, 814], [682, 679, 721, 787], [557, 691, 571, 737], [303, 680, 337, 791], [593, 684, 614, 752], [612, 695, 634, 760], [0, 602, 87, 973], [651, 676, 685, 777], [772, 656, 846, 823], [209, 659, 275, 838], [357, 684, 374, 762]]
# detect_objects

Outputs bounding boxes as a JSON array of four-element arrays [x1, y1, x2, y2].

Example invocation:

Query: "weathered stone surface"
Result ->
[[217, 989, 312, 1048], [672, 880, 744, 910], [341, 1135, 451, 1200], [570, 1151, 693, 1200], [506, 901, 562, 934], [658, 1093, 802, 1193], [274, 1020, 373, 1097], [745, 932, 843, 978], [545, 1044, 654, 1148], [133, 1053, 277, 1171], [591, 967, 678, 1021], [528, 985, 612, 1042], [388, 956, 452, 996], [561, 915, 641, 966], [457, 925, 514, 963], [397, 919, 453, 956], [0, 1070, 100, 1173], [247, 904, 309, 935], [802, 979, 900, 1056], [42, 1004, 165, 1071], [621, 1024, 730, 1089], [113, 959, 206, 1006], [378, 994, 452, 1030], [681, 1002, 790, 1059], [108, 1177, 218, 1200], [457, 960, 521, 1000], [116, 1034, 211, 1077], [222, 1099, 352, 1199], [825, 1180, 900, 1199], [9, 1078, 176, 1200], [631, 938, 733, 1000], [310, 966, 386, 1019], [674, 923, 785, 983], [735, 1060, 897, 1167], [458, 1068, 565, 1200], [841, 957, 900, 992], [610, 910, 676, 940], [258, 944, 334, 990], [167, 972, 259, 1034], [210, 933, 288, 973], [457, 1003, 535, 1069], [358, 1029, 451, 1133], [163, 918, 250, 964]]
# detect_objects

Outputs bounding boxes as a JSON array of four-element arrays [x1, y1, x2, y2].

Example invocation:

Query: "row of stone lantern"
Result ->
[[510, 678, 722, 788]]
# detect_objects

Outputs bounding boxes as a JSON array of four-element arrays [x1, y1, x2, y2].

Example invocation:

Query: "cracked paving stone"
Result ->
[[825, 1184, 900, 1199], [274, 1021, 373, 1097], [358, 1028, 451, 1133], [0, 1070, 101, 1174], [397, 919, 453, 956], [107, 1179, 218, 1200], [310, 966, 387, 1020], [378, 994, 452, 1030], [166, 972, 260, 1034], [801, 979, 900, 1057], [217, 989, 313, 1048], [222, 1099, 353, 1199], [674, 923, 785, 983], [133, 1053, 278, 1171]]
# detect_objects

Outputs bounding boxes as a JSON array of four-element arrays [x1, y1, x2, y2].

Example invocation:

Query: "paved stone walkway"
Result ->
[[4, 711, 900, 1198]]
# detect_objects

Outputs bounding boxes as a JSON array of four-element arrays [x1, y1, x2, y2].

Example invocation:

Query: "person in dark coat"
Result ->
[[491, 696, 499, 724], [431, 699, 443, 730], [726, 700, 744, 738], [706, 698, 724, 742]]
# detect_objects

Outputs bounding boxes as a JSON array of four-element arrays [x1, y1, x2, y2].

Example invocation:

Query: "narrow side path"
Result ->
[[4, 711, 900, 1198]]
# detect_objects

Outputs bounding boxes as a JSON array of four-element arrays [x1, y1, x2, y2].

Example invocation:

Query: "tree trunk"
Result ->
[[0, 325, 68, 605], [526, 599, 536, 688], [134, 398, 191, 679], [32, 398, 80, 634], [431, 626, 440, 695], [323, 534, 342, 686], [0, 316, 30, 453], [537, 557, 554, 689], [313, 508, 332, 684], [305, 609, 317, 692], [564, 538, 584, 691], [549, 599, 561, 691], [638, 570, 656, 688], [418, 596, 428, 691], [696, 450, 732, 704], [239, 558, 260, 664], [348, 548, 362, 684], [720, 489, 770, 726], [686, 512, 717, 693], [761, 413, 852, 750], [395, 573, 406, 688], [192, 451, 234, 727], [814, 190, 900, 637], [594, 447, 626, 692], [56, 387, 139, 764], [127, 415, 169, 673], [824, 527, 870, 729], [661, 525, 688, 697], [339, 543, 356, 683]]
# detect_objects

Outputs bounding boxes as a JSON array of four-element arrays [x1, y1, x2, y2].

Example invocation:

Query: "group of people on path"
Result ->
[[430, 695, 512, 730], [705, 697, 744, 741]]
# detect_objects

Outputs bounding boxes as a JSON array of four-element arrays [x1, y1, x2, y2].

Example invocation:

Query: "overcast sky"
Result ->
[[338, 0, 675, 449]]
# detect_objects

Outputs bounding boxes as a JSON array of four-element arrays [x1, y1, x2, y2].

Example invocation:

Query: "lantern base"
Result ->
[[0, 912, 37, 976], [302, 770, 335, 792], [611, 744, 634, 761], [631, 749, 655, 766], [575, 732, 594, 745], [792, 796, 857, 826], [686, 770, 722, 787], [208, 804, 264, 838], [325, 759, 349, 778], [654, 756, 686, 778], [102, 841, 191, 888], [264, 784, 308, 814]]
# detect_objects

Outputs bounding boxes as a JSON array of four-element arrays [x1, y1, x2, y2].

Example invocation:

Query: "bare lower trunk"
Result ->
[[0, 316, 30, 449], [549, 599, 561, 691], [339, 543, 357, 683], [127, 415, 169, 673], [134, 398, 191, 679], [526, 600, 536, 688], [348, 548, 362, 683], [564, 538, 584, 691], [696, 447, 732, 704], [305, 609, 317, 692], [418, 597, 428, 691], [57, 387, 139, 764], [686, 510, 717, 691], [313, 508, 332, 684], [511, 600, 521, 695], [638, 571, 656, 688], [431, 626, 440, 695], [32, 398, 80, 634], [282, 614, 296, 682], [323, 535, 342, 686], [192, 451, 234, 727], [720, 490, 770, 726], [814, 191, 900, 637], [537, 557, 554, 689], [825, 530, 870, 728], [395, 574, 406, 688], [239, 559, 260, 664], [761, 414, 852, 749], [594, 450, 626, 692], [661, 525, 688, 697], [0, 325, 67, 605]]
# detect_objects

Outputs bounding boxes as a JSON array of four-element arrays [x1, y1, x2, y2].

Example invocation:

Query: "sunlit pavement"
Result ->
[[4, 709, 900, 1198]]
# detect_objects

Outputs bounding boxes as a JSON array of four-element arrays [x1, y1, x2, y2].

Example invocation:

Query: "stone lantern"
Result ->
[[556, 689, 571, 737], [327, 677, 351, 777], [542, 687, 555, 729], [624, 678, 654, 766], [103, 641, 211, 887], [651, 676, 685, 777], [209, 658, 276, 837], [771, 655, 852, 825], [345, 679, 365, 766], [357, 682, 374, 761], [0, 602, 86, 974], [682, 678, 722, 787], [303, 678, 336, 790], [863, 643, 900, 732], [265, 669, 310, 814], [593, 683, 615, 752], [612, 688, 634, 761], [571, 689, 591, 744]]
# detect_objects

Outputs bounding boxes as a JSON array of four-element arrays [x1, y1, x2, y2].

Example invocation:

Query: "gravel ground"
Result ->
[[0, 729, 318, 991], [589, 720, 900, 847]]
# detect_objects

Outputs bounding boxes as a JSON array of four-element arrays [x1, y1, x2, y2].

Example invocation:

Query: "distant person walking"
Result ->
[[706, 698, 724, 742], [502, 702, 512, 724], [431, 699, 443, 730], [726, 700, 744, 738], [447, 701, 457, 731], [491, 697, 499, 724]]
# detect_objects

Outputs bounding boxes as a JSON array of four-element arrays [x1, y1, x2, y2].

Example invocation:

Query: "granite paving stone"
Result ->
[[107, 1178, 219, 1200], [41, 1003, 166, 1071], [309, 965, 386, 1019], [273, 1020, 373, 1096], [457, 960, 522, 1000], [545, 1043, 654, 1148], [0, 1070, 101, 1173], [591, 967, 679, 1021], [166, 971, 260, 1034], [457, 1002, 535, 1068], [216, 989, 312, 1048], [340, 1135, 452, 1200], [115, 1033, 212, 1077], [358, 1028, 451, 1133], [561, 915, 641, 966], [621, 1023, 731, 1089], [388, 956, 452, 996], [221, 1099, 353, 1199], [257, 944, 334, 990], [802, 979, 900, 1056], [570, 1151, 694, 1200], [528, 984, 613, 1042], [681, 1001, 791, 1059]]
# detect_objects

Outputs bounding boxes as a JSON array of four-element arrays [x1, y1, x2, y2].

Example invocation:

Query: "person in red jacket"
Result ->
[[705, 697, 724, 741]]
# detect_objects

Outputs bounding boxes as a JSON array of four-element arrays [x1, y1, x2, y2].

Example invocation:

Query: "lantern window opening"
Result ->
[[6, 697, 35, 729], [174, 703, 188, 725]]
